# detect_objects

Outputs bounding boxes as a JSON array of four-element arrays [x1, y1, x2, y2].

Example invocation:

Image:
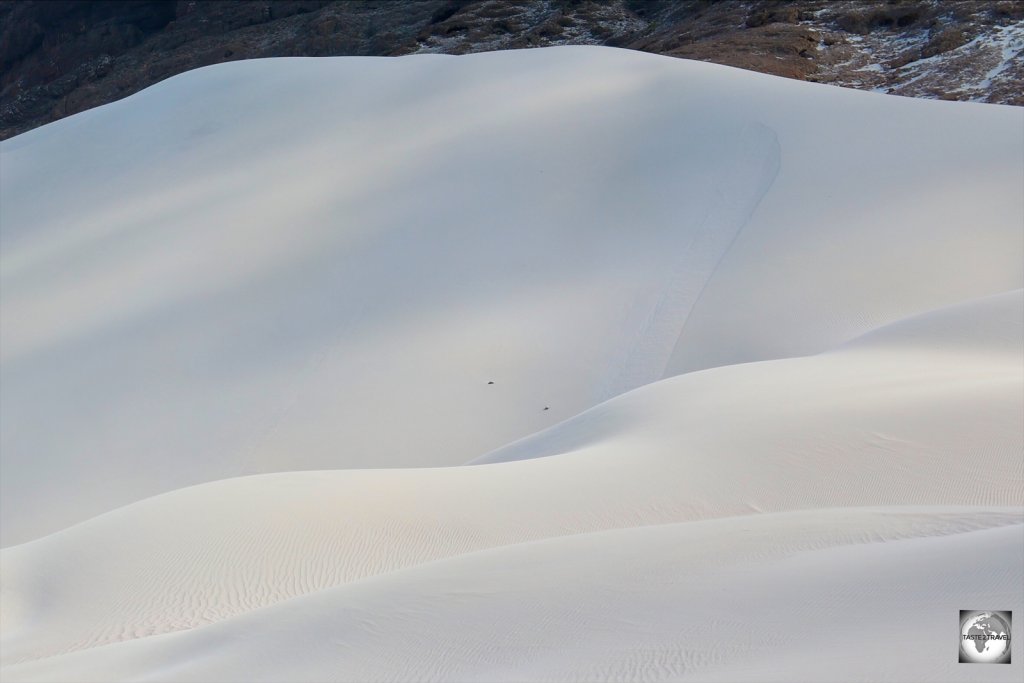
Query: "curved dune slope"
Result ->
[[2, 47, 1022, 545], [1, 290, 1020, 668], [5, 510, 1023, 682], [1, 47, 1022, 683]]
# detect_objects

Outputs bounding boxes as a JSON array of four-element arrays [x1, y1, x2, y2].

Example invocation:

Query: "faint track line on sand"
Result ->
[[602, 122, 781, 401]]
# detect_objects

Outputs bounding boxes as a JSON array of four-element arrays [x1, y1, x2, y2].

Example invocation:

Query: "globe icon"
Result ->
[[960, 612, 1011, 663]]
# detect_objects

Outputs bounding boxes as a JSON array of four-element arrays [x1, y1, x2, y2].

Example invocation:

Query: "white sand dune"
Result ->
[[1, 289, 1020, 672], [2, 47, 1021, 546], [1, 46, 1022, 682], [4, 509, 1022, 682]]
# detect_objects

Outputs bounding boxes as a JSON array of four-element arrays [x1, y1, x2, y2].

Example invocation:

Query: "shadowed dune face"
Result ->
[[0, 47, 1021, 682], [1, 288, 1021, 666], [2, 48, 1021, 547]]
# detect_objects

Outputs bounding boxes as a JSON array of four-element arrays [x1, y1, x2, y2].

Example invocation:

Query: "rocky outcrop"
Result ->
[[2, 0, 1021, 140]]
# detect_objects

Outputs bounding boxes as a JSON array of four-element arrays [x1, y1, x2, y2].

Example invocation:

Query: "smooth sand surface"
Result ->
[[1, 47, 1021, 681]]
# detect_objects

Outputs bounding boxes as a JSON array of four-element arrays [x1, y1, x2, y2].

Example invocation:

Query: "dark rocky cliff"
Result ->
[[2, 0, 1021, 140]]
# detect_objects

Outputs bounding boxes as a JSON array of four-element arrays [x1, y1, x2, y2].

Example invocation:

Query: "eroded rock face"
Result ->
[[1, 0, 1021, 140]]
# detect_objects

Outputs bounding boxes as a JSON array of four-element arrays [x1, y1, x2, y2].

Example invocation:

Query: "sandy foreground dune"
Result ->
[[5, 511, 1023, 682], [0, 47, 1022, 681]]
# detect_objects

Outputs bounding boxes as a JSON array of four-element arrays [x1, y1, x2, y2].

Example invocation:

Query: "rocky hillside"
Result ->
[[2, 0, 1022, 140]]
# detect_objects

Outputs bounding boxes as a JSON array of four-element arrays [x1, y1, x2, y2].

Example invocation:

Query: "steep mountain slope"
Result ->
[[2, 0, 1022, 140]]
